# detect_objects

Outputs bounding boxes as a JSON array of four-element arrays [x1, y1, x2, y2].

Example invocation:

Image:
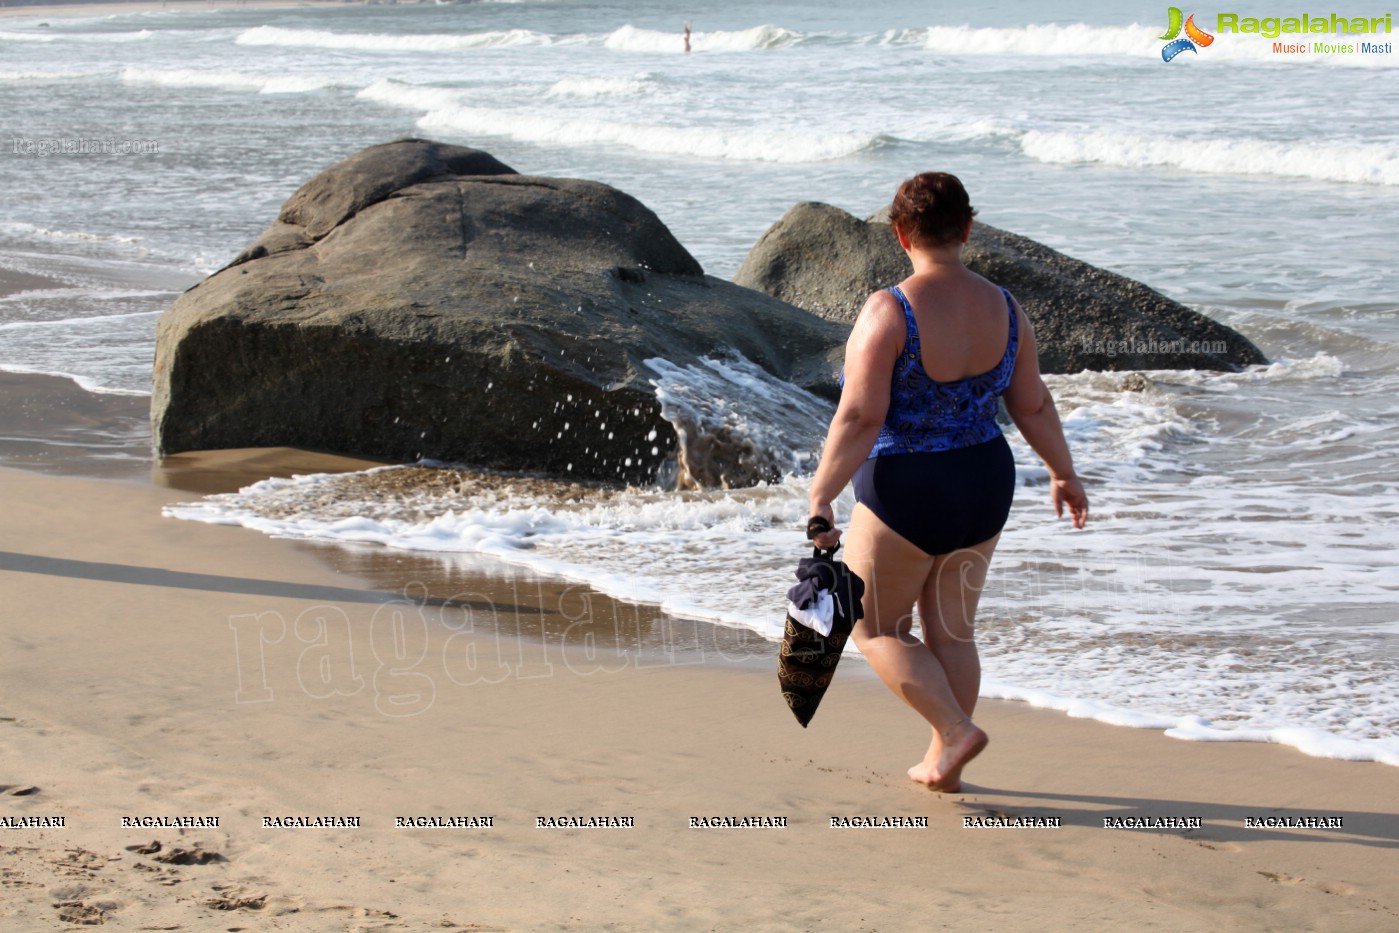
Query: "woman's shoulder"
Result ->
[[857, 287, 907, 325], [960, 270, 1018, 319], [898, 267, 1007, 311], [964, 268, 1011, 301], [847, 288, 909, 355]]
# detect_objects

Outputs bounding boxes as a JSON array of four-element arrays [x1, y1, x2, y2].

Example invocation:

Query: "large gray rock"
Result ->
[[152, 139, 847, 487], [734, 202, 1266, 373]]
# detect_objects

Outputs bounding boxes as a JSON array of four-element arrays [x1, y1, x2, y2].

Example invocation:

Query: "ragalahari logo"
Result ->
[[1160, 6, 1216, 60]]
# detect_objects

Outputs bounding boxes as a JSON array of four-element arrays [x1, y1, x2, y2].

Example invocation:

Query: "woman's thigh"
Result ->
[[843, 502, 936, 643], [920, 534, 1000, 648]]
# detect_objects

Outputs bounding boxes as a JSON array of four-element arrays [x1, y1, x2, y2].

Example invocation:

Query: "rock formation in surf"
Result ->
[[152, 139, 847, 487], [734, 201, 1267, 374]]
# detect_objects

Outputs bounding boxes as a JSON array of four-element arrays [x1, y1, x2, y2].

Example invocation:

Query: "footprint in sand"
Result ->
[[51, 848, 108, 880], [1258, 870, 1307, 885], [54, 901, 107, 925], [49, 882, 123, 925], [155, 847, 225, 866], [1187, 837, 1244, 853], [125, 839, 226, 865], [1258, 871, 1358, 896], [205, 893, 268, 911], [0, 784, 39, 796], [206, 882, 299, 914], [131, 861, 184, 887]]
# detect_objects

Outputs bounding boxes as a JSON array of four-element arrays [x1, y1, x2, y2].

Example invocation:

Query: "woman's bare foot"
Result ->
[[908, 720, 987, 792], [908, 728, 949, 789], [907, 761, 956, 791]]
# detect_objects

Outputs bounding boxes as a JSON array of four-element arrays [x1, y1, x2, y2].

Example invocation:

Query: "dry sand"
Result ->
[[2, 449, 1398, 931], [0, 0, 353, 20]]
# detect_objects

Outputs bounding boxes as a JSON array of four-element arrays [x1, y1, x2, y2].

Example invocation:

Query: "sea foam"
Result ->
[[918, 22, 1161, 57], [415, 103, 882, 163], [122, 66, 334, 95], [645, 355, 833, 488], [356, 77, 468, 111], [235, 25, 563, 52], [0, 29, 58, 42], [1020, 130, 1399, 186], [602, 23, 803, 53], [545, 74, 660, 98], [361, 76, 877, 164]]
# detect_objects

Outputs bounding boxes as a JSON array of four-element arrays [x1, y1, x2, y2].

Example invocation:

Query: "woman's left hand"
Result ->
[[1051, 474, 1089, 529]]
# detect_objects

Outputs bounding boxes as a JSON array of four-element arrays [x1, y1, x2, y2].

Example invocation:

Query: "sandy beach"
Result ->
[[4, 0, 1398, 922], [0, 0, 354, 20], [0, 368, 1396, 931]]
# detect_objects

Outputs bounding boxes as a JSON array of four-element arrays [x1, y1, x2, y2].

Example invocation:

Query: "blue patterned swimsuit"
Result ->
[[852, 285, 1020, 555]]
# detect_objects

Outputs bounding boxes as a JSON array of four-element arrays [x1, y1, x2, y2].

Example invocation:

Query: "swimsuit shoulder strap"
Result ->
[[887, 286, 921, 357], [1001, 286, 1018, 346], [999, 287, 1020, 379]]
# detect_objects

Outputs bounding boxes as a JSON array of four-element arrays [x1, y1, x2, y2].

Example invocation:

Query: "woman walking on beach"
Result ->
[[808, 172, 1088, 792]]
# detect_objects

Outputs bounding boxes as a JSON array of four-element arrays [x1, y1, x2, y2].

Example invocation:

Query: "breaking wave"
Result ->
[[602, 23, 804, 53], [235, 25, 565, 52], [122, 66, 335, 95], [545, 74, 660, 98], [416, 104, 884, 163], [359, 78, 882, 163], [912, 22, 1160, 57], [1021, 129, 1399, 186]]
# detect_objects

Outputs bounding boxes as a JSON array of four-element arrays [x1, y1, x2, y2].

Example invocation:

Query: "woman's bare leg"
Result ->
[[842, 504, 988, 791], [908, 534, 999, 790]]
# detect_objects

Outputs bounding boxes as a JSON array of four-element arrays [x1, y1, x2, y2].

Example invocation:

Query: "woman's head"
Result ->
[[889, 172, 976, 248]]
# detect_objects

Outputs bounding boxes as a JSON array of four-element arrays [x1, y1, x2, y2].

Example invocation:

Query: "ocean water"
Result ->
[[2, 0, 1396, 764]]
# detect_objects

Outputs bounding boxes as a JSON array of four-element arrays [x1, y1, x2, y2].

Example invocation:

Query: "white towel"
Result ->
[[786, 590, 834, 637]]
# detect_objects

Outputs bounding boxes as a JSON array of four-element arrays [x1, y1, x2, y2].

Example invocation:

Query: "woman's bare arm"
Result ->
[[1002, 297, 1089, 528], [806, 290, 905, 546]]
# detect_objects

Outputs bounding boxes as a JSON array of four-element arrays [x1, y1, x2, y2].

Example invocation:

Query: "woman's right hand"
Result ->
[[1051, 475, 1089, 529], [807, 502, 842, 549]]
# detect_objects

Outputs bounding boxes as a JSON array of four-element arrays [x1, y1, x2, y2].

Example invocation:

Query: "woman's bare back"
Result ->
[[896, 269, 1011, 383]]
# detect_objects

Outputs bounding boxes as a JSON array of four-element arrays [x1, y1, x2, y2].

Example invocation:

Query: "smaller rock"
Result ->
[[1119, 372, 1153, 392], [735, 201, 1267, 374]]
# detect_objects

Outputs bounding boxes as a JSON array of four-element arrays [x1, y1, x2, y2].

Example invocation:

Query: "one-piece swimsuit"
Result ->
[[852, 285, 1019, 555]]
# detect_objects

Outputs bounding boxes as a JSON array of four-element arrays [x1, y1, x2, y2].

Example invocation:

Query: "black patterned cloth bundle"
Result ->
[[778, 546, 865, 727]]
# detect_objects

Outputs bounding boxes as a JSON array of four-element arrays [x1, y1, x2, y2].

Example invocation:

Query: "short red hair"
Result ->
[[888, 172, 976, 248]]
